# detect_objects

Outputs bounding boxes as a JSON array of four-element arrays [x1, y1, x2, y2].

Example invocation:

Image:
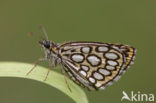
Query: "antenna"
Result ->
[[39, 25, 49, 40]]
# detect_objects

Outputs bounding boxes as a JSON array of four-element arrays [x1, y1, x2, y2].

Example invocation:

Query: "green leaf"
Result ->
[[0, 62, 88, 103]]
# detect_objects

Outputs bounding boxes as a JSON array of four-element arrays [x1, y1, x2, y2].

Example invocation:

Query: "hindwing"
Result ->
[[58, 42, 136, 90]]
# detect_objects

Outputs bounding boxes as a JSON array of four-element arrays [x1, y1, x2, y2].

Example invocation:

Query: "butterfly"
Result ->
[[27, 26, 136, 91]]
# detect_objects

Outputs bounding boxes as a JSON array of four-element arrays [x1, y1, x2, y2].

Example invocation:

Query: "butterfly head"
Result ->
[[39, 40, 57, 52], [39, 40, 50, 49]]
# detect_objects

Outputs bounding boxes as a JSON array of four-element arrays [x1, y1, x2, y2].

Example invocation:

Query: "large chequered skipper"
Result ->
[[27, 26, 136, 91]]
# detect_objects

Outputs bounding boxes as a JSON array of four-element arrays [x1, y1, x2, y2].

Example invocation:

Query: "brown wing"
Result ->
[[58, 42, 136, 90]]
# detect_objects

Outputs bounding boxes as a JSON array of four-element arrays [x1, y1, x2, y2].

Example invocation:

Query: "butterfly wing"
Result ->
[[58, 42, 136, 90]]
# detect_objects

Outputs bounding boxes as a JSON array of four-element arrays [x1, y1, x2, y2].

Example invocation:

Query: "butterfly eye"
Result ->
[[44, 41, 50, 49], [39, 41, 50, 49]]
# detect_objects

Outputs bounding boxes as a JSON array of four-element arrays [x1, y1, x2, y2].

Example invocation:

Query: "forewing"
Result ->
[[58, 42, 136, 90]]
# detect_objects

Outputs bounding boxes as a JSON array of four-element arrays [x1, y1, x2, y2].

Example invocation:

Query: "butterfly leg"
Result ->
[[44, 62, 53, 81], [26, 56, 45, 75], [60, 64, 72, 92]]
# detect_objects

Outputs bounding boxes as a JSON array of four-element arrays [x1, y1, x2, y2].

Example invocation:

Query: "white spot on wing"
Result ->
[[89, 77, 95, 83], [71, 54, 84, 62], [81, 65, 89, 71], [99, 68, 111, 76], [87, 55, 100, 66], [93, 72, 103, 80], [105, 52, 118, 59], [79, 70, 87, 77], [82, 47, 90, 53], [107, 60, 118, 66], [98, 46, 108, 52], [106, 65, 115, 70]]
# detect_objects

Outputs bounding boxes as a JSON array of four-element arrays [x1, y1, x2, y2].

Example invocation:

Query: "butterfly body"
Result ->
[[39, 40, 136, 90]]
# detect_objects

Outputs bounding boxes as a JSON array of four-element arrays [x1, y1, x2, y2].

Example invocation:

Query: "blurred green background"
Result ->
[[0, 0, 156, 103]]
